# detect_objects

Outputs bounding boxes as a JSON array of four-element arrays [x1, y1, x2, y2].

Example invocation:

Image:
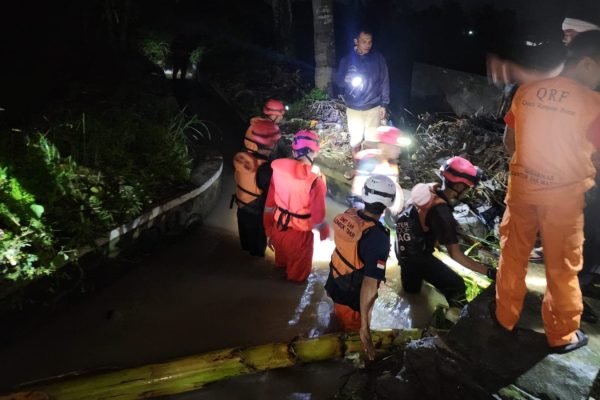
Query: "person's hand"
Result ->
[[360, 326, 375, 360], [318, 222, 330, 241], [378, 107, 386, 120], [267, 237, 274, 251]]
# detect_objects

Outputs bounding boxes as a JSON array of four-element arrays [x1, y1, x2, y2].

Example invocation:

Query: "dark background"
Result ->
[[0, 0, 598, 122]]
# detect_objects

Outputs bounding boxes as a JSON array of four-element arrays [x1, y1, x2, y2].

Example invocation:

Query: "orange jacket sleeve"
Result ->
[[310, 176, 327, 226]]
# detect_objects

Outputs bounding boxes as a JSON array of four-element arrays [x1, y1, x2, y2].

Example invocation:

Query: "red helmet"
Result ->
[[377, 126, 403, 146], [244, 118, 281, 150], [263, 99, 286, 117], [440, 156, 482, 187], [292, 130, 320, 153]]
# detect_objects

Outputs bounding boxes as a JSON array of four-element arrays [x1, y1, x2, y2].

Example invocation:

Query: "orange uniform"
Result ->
[[497, 76, 600, 347], [265, 159, 327, 282]]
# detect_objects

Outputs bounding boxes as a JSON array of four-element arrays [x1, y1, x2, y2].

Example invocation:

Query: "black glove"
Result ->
[[486, 267, 497, 281]]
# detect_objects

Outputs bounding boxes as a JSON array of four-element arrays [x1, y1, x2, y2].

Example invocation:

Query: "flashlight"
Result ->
[[351, 76, 363, 87]]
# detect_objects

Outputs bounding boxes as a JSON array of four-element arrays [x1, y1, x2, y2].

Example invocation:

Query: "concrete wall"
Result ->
[[410, 63, 503, 117]]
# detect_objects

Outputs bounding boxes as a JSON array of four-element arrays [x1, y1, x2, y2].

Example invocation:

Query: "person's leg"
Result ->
[[334, 303, 362, 331], [539, 195, 585, 347], [399, 258, 424, 294], [282, 229, 314, 282], [241, 209, 266, 257], [363, 106, 383, 148], [346, 108, 366, 178], [419, 255, 467, 307], [580, 186, 600, 291], [237, 208, 251, 252], [495, 201, 539, 330], [270, 228, 288, 268]]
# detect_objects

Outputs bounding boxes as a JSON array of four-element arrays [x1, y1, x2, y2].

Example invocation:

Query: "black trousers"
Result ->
[[581, 186, 600, 289], [237, 207, 267, 257], [400, 254, 467, 307]]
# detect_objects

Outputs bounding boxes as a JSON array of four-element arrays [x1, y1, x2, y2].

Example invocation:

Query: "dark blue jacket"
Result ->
[[336, 49, 390, 111]]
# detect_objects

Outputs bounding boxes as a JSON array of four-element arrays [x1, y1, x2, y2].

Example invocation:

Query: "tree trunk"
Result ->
[[4, 330, 421, 400], [312, 0, 336, 92], [271, 0, 294, 57]]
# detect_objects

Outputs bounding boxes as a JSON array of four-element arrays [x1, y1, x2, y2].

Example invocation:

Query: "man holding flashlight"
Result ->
[[336, 28, 390, 178]]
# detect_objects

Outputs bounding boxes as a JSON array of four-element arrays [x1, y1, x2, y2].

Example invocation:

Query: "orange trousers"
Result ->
[[495, 195, 585, 347], [271, 228, 314, 282], [334, 303, 361, 331]]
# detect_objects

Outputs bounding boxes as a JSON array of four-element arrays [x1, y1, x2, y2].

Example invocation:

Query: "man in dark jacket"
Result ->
[[336, 28, 390, 173]]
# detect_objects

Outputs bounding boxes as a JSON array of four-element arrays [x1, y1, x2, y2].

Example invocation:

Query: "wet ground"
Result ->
[[1, 79, 598, 399], [0, 80, 444, 398]]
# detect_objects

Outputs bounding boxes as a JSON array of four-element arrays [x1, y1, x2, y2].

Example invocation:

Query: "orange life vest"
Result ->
[[271, 158, 320, 231], [331, 208, 376, 276], [325, 208, 378, 311], [232, 151, 267, 210]]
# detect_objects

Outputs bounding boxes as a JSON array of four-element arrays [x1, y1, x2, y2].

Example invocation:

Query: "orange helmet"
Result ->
[[244, 118, 281, 151], [263, 99, 286, 117]]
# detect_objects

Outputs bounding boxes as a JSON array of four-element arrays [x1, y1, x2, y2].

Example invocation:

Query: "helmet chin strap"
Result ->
[[294, 150, 314, 165]]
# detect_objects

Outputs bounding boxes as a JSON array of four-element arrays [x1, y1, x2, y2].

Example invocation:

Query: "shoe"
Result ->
[[550, 329, 588, 354], [582, 301, 598, 324], [488, 300, 511, 332], [528, 247, 544, 262]]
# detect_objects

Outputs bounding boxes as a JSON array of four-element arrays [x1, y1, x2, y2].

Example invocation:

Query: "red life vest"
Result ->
[[271, 158, 320, 231]]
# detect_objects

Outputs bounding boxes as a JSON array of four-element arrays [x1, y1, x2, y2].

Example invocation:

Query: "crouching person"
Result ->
[[325, 175, 397, 360], [395, 157, 496, 309], [265, 130, 329, 282]]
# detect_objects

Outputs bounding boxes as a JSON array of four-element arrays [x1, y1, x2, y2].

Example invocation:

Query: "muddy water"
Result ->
[[0, 83, 443, 398], [0, 166, 442, 398]]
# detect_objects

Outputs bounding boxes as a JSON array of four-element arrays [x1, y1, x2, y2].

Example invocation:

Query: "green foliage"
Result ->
[[140, 37, 170, 66], [286, 88, 329, 118], [0, 101, 196, 296], [0, 167, 68, 297], [189, 46, 204, 65]]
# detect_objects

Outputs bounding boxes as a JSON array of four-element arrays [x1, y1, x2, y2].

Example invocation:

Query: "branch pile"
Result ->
[[403, 113, 509, 203]]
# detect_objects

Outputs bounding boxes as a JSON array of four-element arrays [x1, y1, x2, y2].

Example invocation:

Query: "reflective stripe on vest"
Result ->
[[232, 151, 266, 209], [271, 158, 318, 231]]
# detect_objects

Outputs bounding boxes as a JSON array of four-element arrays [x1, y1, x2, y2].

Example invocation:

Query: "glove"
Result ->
[[317, 222, 330, 241], [486, 267, 497, 281]]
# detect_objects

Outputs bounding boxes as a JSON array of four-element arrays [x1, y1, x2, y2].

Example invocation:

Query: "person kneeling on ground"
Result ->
[[395, 157, 496, 309], [325, 175, 397, 360], [264, 130, 329, 282]]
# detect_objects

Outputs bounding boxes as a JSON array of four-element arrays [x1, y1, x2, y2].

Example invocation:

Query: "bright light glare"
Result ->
[[468, 30, 475, 36], [285, 105, 290, 111], [351, 76, 363, 87], [397, 137, 412, 147], [312, 236, 335, 263]]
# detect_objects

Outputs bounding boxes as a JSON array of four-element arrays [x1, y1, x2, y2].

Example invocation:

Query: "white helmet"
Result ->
[[363, 175, 396, 208]]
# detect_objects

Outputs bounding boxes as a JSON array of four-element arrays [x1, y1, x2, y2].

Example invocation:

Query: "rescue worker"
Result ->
[[395, 157, 496, 309], [262, 98, 286, 124], [350, 125, 406, 215], [486, 12, 600, 324], [264, 130, 329, 282], [325, 175, 397, 360], [336, 28, 390, 178], [232, 118, 281, 257], [493, 31, 600, 353]]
